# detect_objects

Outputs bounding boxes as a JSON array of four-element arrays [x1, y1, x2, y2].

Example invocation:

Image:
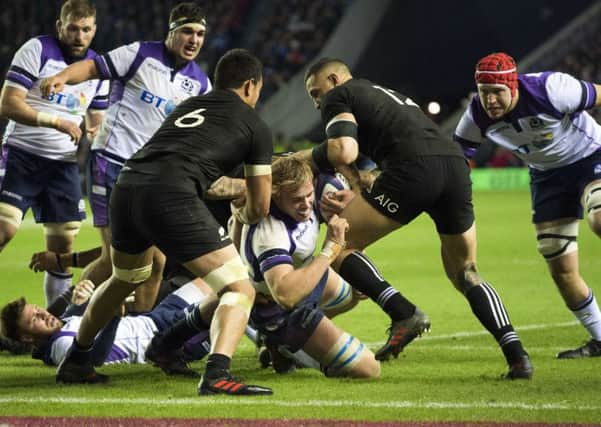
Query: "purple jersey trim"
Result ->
[[259, 249, 294, 274], [105, 344, 129, 363], [37, 35, 98, 72]]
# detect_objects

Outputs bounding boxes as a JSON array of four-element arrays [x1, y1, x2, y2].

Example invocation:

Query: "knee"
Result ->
[[0, 223, 17, 249], [452, 262, 482, 294], [588, 212, 601, 237], [583, 181, 601, 236], [536, 222, 579, 261]]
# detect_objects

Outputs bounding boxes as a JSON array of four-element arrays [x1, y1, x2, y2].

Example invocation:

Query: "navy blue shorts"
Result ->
[[250, 271, 327, 352], [86, 150, 124, 227], [0, 145, 85, 223], [146, 293, 190, 331], [530, 150, 601, 223], [363, 156, 474, 234]]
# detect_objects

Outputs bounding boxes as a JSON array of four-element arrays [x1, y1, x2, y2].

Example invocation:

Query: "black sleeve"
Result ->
[[321, 85, 353, 128], [246, 116, 273, 166], [46, 286, 75, 317]]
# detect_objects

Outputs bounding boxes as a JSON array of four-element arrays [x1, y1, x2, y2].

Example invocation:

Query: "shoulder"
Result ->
[[251, 216, 291, 252]]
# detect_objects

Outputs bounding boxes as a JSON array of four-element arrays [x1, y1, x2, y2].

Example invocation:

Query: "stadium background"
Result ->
[[1, 1, 601, 426]]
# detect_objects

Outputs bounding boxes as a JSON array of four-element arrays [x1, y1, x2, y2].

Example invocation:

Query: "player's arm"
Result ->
[[39, 59, 100, 98], [263, 214, 348, 309], [453, 105, 484, 159], [592, 84, 601, 106], [85, 109, 104, 141], [206, 177, 247, 200], [233, 171, 271, 225], [0, 83, 82, 143]]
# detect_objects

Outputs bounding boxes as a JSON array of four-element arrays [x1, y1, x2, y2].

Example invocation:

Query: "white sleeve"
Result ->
[[545, 72, 586, 114], [252, 217, 291, 259], [454, 105, 484, 145], [50, 336, 75, 366], [103, 42, 140, 78], [5, 38, 42, 91]]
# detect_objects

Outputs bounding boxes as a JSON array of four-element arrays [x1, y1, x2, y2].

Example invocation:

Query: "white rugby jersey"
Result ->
[[3, 36, 109, 162], [92, 41, 211, 163], [455, 72, 601, 170], [49, 314, 157, 366], [241, 205, 320, 298]]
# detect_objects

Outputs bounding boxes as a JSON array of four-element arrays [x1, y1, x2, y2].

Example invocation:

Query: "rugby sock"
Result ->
[[204, 353, 231, 379], [158, 305, 210, 350], [465, 282, 526, 363], [339, 251, 415, 321], [66, 339, 93, 365], [183, 331, 211, 361], [569, 289, 601, 341], [43, 271, 73, 306]]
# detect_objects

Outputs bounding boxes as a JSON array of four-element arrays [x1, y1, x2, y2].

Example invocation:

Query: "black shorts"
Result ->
[[363, 155, 474, 234], [109, 183, 231, 263]]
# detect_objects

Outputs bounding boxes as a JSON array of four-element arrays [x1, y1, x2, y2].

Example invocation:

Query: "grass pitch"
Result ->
[[0, 190, 600, 425]]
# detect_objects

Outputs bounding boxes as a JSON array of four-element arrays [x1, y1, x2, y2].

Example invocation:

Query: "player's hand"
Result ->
[[40, 76, 66, 99], [29, 251, 62, 272], [320, 189, 355, 220], [86, 125, 99, 140], [56, 118, 82, 144], [325, 214, 349, 246], [71, 279, 95, 305]]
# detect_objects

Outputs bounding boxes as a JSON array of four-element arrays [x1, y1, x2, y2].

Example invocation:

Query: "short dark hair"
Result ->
[[59, 0, 96, 22], [169, 2, 206, 28], [0, 297, 27, 342], [304, 57, 348, 82], [214, 49, 263, 90]]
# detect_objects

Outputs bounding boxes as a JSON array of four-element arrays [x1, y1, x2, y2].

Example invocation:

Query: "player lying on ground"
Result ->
[[0, 279, 211, 374]]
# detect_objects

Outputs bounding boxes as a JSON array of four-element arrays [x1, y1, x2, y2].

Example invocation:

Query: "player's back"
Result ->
[[120, 89, 272, 194], [322, 79, 462, 167]]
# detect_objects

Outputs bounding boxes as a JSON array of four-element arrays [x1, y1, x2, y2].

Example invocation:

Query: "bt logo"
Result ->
[[140, 90, 179, 115], [45, 92, 86, 113]]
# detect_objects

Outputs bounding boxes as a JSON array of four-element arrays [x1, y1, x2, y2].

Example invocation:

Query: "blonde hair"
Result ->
[[271, 157, 314, 198]]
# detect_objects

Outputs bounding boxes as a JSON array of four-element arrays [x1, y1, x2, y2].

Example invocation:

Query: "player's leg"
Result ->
[[39, 158, 86, 305], [0, 203, 22, 252], [56, 245, 154, 384], [304, 317, 380, 378], [319, 268, 360, 318], [182, 246, 271, 395], [128, 247, 165, 312], [42, 222, 80, 305], [439, 224, 531, 379], [334, 193, 429, 360], [536, 218, 601, 358], [79, 227, 113, 286]]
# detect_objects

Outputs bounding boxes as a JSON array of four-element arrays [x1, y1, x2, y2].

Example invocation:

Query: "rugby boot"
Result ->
[[557, 339, 601, 359], [375, 308, 431, 361], [266, 343, 296, 374], [145, 335, 199, 378], [504, 354, 533, 380], [197, 371, 273, 396], [56, 346, 108, 384]]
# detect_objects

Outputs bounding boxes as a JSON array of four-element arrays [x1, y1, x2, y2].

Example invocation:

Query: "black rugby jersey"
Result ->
[[119, 89, 273, 195], [320, 79, 462, 168]]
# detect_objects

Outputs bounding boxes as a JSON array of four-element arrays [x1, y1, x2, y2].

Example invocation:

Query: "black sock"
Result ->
[[466, 282, 526, 363], [67, 339, 93, 364], [339, 251, 415, 321], [159, 305, 210, 350], [204, 353, 231, 379]]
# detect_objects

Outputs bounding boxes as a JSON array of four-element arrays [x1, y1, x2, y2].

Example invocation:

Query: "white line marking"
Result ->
[[363, 321, 578, 347], [0, 396, 598, 412]]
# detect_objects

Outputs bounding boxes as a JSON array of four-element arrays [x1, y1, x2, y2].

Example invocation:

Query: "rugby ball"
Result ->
[[314, 172, 350, 222]]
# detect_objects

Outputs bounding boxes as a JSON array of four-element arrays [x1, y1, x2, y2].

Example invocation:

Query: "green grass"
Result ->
[[1, 190, 600, 424]]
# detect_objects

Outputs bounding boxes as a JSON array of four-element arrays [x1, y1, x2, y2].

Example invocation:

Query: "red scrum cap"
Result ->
[[475, 52, 518, 97]]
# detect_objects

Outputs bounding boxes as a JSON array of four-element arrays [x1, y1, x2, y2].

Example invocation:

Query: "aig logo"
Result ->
[[373, 194, 399, 213]]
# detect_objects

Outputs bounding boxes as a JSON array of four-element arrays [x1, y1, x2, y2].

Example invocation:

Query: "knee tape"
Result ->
[[202, 257, 249, 293], [43, 221, 81, 237], [218, 291, 252, 317], [320, 278, 353, 311], [322, 332, 365, 376], [0, 202, 23, 228], [536, 222, 579, 260], [113, 264, 153, 284], [582, 180, 601, 220]]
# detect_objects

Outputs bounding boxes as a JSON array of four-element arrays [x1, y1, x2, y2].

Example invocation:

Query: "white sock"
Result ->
[[571, 289, 601, 341], [44, 271, 73, 306]]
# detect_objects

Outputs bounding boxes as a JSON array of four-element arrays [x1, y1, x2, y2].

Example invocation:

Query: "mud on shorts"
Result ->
[[363, 155, 474, 234]]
